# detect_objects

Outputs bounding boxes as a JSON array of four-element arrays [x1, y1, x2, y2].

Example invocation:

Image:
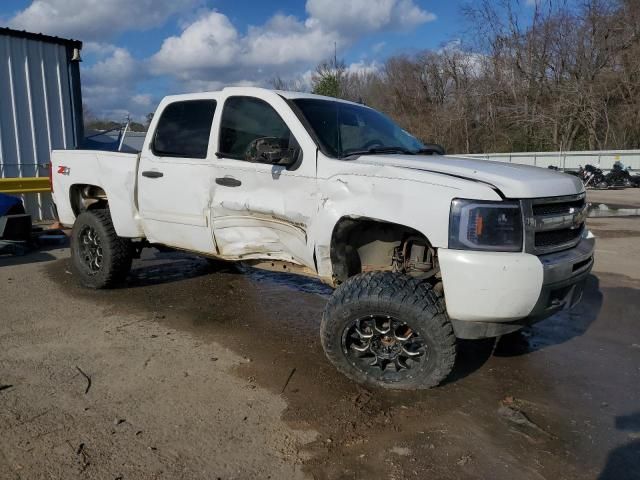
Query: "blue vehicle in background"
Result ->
[[0, 193, 26, 216], [0, 193, 32, 253], [0, 193, 67, 255]]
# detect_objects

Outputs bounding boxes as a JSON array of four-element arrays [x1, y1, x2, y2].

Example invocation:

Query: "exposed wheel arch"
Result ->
[[329, 216, 435, 285], [69, 184, 109, 217]]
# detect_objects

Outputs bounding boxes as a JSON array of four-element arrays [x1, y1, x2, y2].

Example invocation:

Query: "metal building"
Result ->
[[0, 27, 83, 220]]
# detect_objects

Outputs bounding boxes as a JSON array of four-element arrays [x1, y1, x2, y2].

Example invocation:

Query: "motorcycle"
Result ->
[[579, 164, 609, 189], [546, 164, 605, 188], [605, 161, 637, 188]]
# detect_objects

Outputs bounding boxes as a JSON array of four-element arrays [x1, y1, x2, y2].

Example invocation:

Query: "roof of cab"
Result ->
[[161, 86, 362, 106]]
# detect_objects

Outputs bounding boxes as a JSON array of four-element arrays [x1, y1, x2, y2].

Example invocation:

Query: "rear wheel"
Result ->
[[70, 210, 132, 288], [321, 272, 456, 389]]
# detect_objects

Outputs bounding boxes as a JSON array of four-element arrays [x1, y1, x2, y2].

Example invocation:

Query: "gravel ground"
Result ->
[[0, 188, 639, 480]]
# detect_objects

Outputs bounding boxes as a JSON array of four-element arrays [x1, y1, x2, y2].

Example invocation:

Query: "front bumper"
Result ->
[[438, 232, 595, 339]]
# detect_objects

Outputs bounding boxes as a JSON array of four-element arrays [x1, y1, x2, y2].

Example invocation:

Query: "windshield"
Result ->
[[292, 98, 424, 158]]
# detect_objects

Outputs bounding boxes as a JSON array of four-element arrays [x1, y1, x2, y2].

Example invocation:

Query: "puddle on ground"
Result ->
[[588, 203, 640, 217], [43, 251, 640, 480]]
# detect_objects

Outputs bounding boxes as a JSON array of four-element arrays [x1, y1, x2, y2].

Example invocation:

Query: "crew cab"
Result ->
[[51, 87, 594, 389]]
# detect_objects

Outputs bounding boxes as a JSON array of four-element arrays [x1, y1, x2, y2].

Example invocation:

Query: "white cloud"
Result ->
[[306, 0, 435, 35], [84, 46, 137, 86], [81, 45, 153, 120], [243, 14, 339, 66], [82, 42, 120, 57], [131, 94, 153, 108], [150, 0, 434, 91], [149, 10, 338, 88], [149, 11, 337, 71], [8, 0, 198, 41], [346, 60, 381, 76], [150, 11, 241, 74]]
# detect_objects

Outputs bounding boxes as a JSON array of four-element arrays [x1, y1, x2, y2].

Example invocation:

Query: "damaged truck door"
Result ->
[[211, 94, 317, 267]]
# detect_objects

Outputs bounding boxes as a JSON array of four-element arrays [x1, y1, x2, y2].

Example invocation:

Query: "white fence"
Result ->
[[461, 150, 640, 172]]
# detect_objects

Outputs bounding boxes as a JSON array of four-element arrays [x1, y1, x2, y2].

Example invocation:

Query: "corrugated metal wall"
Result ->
[[0, 31, 82, 221], [462, 150, 640, 172]]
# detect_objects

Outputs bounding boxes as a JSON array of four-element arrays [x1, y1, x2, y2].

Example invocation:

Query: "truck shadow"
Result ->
[[443, 337, 496, 384], [493, 274, 603, 357], [599, 411, 640, 480], [123, 253, 604, 385], [126, 251, 222, 288], [126, 249, 335, 296]]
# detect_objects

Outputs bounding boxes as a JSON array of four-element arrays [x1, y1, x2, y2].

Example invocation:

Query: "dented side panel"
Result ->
[[311, 153, 503, 278], [210, 89, 319, 268]]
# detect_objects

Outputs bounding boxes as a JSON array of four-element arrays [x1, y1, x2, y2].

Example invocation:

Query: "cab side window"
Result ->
[[152, 100, 216, 159], [219, 96, 298, 160]]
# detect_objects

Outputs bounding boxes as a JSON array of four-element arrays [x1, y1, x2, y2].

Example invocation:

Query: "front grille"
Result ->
[[532, 198, 585, 216], [524, 194, 586, 255], [535, 226, 583, 248]]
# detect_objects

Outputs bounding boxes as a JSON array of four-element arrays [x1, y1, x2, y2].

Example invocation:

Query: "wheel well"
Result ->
[[330, 217, 436, 285], [69, 184, 109, 217]]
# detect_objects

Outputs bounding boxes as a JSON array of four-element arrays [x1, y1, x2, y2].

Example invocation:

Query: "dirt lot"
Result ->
[[1, 189, 639, 480]]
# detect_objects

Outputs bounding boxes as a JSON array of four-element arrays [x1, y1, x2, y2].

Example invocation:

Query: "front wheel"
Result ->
[[321, 272, 456, 389], [70, 210, 133, 289]]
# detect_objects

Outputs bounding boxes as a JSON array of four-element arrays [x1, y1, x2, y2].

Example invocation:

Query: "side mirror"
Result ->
[[245, 137, 298, 167]]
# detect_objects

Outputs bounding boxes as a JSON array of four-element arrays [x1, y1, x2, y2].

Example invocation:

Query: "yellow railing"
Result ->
[[0, 177, 50, 194]]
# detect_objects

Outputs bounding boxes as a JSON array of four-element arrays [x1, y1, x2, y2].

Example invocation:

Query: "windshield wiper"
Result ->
[[341, 146, 415, 158], [414, 144, 446, 155]]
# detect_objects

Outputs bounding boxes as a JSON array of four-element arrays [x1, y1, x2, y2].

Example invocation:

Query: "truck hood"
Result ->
[[351, 154, 584, 199]]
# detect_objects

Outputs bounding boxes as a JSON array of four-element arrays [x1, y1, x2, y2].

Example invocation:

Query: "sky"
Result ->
[[0, 0, 532, 121]]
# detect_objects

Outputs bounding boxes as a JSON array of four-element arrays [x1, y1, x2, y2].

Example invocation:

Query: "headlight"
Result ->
[[449, 199, 523, 252]]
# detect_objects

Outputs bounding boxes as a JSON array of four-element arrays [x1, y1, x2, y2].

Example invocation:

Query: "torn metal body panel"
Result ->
[[312, 152, 502, 279]]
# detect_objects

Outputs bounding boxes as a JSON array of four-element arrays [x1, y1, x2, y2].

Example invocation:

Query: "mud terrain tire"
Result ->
[[70, 210, 132, 289], [321, 272, 456, 389]]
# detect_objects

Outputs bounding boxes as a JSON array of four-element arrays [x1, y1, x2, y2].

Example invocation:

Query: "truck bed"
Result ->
[[51, 150, 144, 238]]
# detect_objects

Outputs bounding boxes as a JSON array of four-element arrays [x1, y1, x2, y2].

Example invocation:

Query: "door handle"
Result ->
[[142, 170, 163, 178], [215, 177, 242, 187]]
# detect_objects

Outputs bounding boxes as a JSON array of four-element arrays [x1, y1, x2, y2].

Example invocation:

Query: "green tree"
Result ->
[[311, 54, 346, 99], [312, 74, 341, 97]]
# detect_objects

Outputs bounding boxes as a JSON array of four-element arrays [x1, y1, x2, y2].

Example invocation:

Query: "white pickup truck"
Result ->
[[51, 87, 594, 389]]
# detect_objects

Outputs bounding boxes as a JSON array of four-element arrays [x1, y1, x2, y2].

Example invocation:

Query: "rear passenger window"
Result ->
[[219, 96, 297, 159], [152, 100, 216, 159]]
